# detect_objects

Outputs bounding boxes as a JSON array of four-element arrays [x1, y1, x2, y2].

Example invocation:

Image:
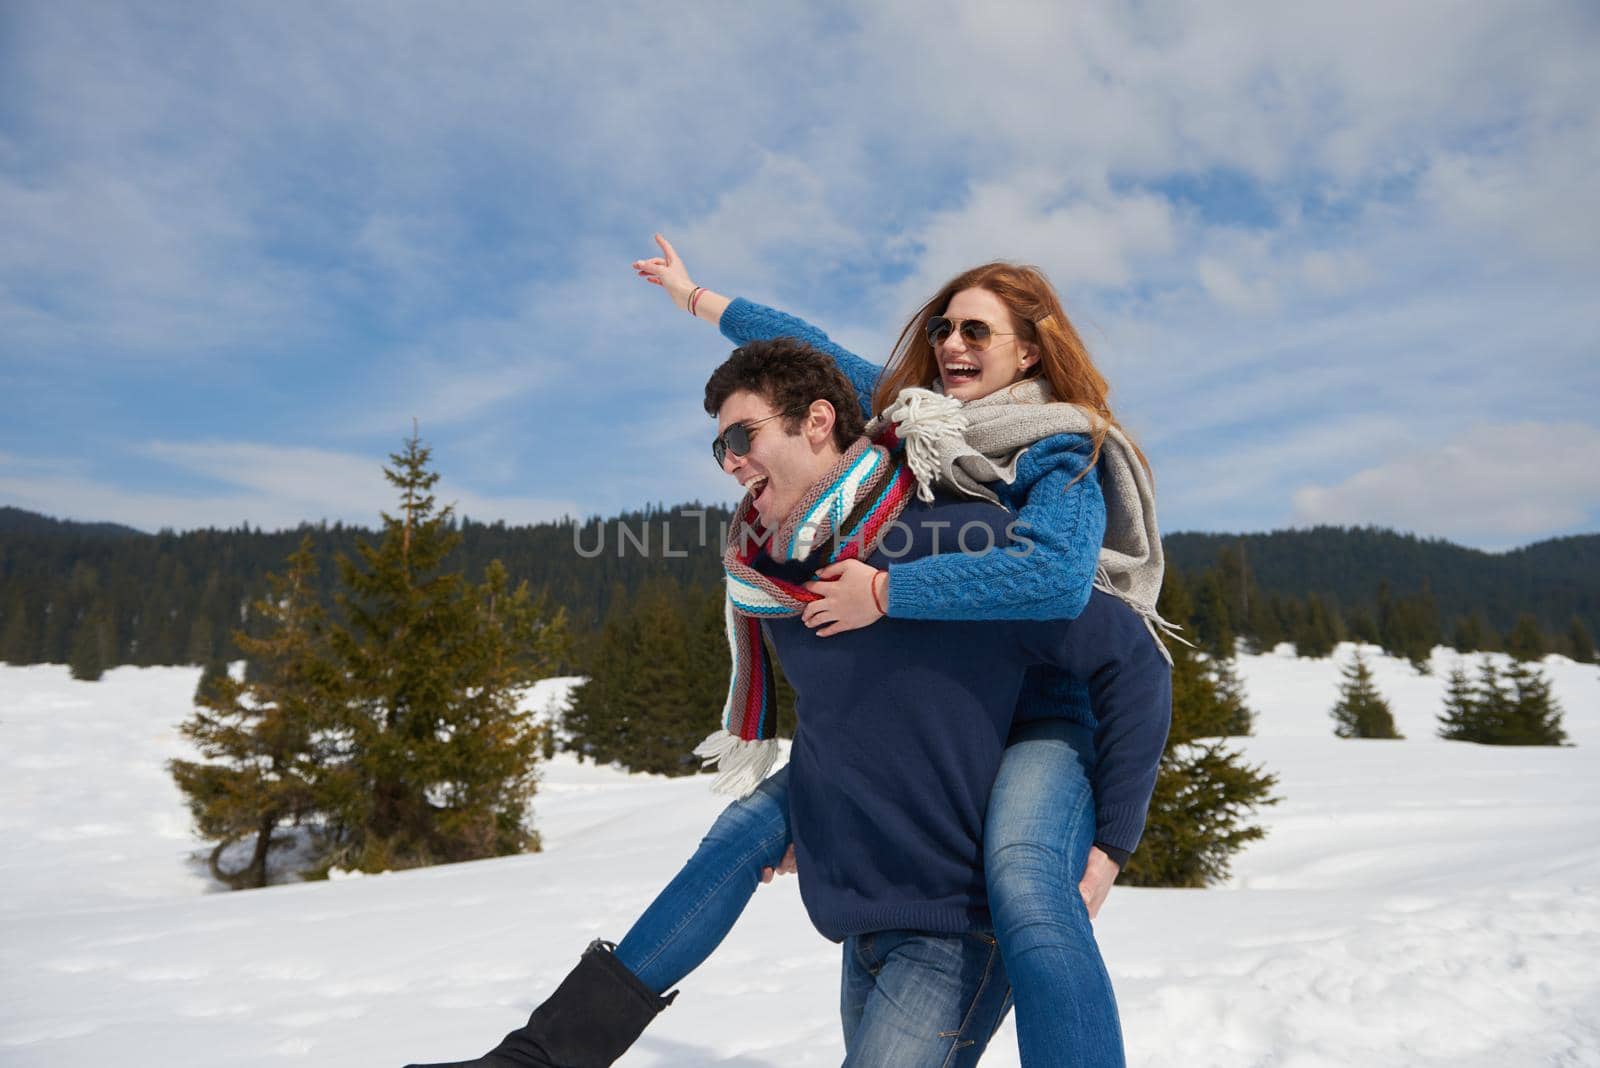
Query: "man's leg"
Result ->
[[986, 720, 1125, 1067], [840, 930, 1012, 1068], [615, 765, 792, 992]]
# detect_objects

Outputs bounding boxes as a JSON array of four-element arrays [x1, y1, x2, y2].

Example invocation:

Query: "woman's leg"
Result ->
[[614, 765, 792, 993], [405, 769, 793, 1068], [986, 720, 1126, 1068]]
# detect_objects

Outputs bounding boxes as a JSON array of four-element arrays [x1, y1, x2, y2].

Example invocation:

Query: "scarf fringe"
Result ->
[[1092, 563, 1188, 665], [880, 389, 968, 503], [693, 730, 780, 797]]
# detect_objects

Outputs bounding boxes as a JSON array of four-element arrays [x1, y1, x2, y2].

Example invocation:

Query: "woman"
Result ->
[[644, 236, 1166, 1064], [408, 239, 1169, 1068]]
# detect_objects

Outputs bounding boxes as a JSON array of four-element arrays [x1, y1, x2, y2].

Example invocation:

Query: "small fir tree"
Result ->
[[2, 595, 33, 664], [1504, 613, 1546, 662], [1437, 661, 1485, 742], [1120, 570, 1278, 888], [68, 608, 107, 681], [168, 538, 336, 888], [1451, 613, 1489, 653], [1568, 616, 1596, 664], [1501, 660, 1569, 746], [565, 579, 790, 776], [1344, 606, 1379, 647], [1190, 570, 1235, 660], [1437, 656, 1566, 746], [1330, 649, 1402, 739], [1294, 593, 1339, 658], [321, 433, 567, 873], [1378, 582, 1438, 671]]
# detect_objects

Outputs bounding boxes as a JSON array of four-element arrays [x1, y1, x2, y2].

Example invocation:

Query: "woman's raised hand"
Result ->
[[632, 233, 696, 310]]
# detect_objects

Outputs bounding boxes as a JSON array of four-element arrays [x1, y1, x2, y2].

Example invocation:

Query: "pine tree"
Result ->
[[1344, 606, 1379, 646], [1504, 613, 1546, 662], [1379, 582, 1438, 671], [2, 594, 33, 664], [1501, 660, 1568, 746], [1212, 545, 1254, 640], [1451, 613, 1489, 653], [168, 538, 336, 888], [1120, 571, 1278, 888], [1435, 656, 1565, 746], [563, 583, 640, 767], [1569, 616, 1596, 664], [68, 602, 115, 681], [1294, 593, 1339, 658], [1330, 649, 1401, 739], [1436, 661, 1485, 742], [322, 433, 566, 873], [1190, 570, 1235, 660]]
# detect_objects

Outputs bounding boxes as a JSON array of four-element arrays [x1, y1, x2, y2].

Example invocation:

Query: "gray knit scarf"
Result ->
[[869, 378, 1180, 660]]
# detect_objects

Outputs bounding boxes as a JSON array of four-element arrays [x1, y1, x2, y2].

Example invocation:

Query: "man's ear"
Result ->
[[806, 398, 837, 444]]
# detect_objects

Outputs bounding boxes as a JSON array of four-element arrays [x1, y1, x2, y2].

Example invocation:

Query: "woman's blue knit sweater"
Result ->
[[721, 297, 1160, 860]]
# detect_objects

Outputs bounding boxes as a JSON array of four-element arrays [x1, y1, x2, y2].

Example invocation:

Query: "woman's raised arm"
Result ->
[[633, 234, 882, 419], [633, 233, 731, 326]]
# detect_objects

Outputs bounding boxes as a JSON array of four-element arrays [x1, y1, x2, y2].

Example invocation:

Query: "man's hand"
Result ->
[[1079, 845, 1120, 920], [759, 843, 798, 884], [800, 560, 887, 637], [632, 233, 696, 309]]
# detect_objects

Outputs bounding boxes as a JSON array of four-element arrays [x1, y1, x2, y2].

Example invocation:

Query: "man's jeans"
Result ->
[[612, 719, 1124, 1066], [840, 928, 1012, 1067]]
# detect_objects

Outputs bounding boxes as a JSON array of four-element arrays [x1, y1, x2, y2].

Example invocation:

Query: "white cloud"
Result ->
[[1290, 421, 1600, 548], [884, 171, 1178, 317], [1196, 257, 1278, 315]]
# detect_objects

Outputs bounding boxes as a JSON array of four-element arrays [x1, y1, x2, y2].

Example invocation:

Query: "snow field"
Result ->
[[1, 645, 1597, 1066]]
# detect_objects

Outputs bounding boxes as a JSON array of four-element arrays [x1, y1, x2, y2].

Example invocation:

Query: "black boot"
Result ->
[[405, 940, 675, 1068]]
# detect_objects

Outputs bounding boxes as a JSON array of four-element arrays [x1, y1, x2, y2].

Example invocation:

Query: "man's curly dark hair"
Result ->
[[703, 337, 868, 450]]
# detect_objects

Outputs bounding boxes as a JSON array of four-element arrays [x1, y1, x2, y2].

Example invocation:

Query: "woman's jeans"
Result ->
[[986, 719, 1125, 1067], [612, 720, 1124, 1067], [614, 766, 793, 992]]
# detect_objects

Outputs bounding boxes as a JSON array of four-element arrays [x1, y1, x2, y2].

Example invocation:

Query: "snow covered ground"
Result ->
[[2, 646, 1597, 1066]]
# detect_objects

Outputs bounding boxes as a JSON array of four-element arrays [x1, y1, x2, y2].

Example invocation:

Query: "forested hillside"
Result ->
[[3, 505, 1596, 673]]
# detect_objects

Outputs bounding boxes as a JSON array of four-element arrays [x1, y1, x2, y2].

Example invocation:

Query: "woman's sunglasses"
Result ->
[[925, 315, 1017, 351], [712, 408, 798, 467]]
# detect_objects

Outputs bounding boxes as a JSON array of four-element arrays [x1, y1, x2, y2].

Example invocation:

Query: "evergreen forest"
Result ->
[[5, 505, 1596, 679]]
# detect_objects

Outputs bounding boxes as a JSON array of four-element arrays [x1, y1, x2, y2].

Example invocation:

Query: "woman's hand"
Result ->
[[632, 233, 696, 309], [801, 559, 888, 637], [1079, 845, 1120, 920]]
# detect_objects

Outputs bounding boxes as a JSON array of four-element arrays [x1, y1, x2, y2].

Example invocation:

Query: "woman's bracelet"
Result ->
[[686, 286, 705, 316], [870, 569, 888, 616]]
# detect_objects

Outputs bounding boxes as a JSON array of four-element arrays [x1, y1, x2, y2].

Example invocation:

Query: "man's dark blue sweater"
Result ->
[[759, 494, 1171, 943]]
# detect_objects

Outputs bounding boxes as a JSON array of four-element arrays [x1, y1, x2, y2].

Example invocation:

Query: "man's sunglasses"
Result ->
[[712, 408, 800, 467], [925, 315, 1017, 351]]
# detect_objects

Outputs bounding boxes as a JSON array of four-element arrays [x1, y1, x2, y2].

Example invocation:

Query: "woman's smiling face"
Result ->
[[934, 287, 1035, 402]]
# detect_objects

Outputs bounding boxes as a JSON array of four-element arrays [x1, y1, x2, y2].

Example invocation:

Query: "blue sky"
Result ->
[[2, 1, 1597, 550]]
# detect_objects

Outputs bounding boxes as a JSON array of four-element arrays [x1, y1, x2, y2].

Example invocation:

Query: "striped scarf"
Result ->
[[693, 435, 916, 795]]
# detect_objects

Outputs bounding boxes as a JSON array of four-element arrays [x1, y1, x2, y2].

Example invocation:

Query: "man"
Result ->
[[407, 339, 1169, 1067]]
